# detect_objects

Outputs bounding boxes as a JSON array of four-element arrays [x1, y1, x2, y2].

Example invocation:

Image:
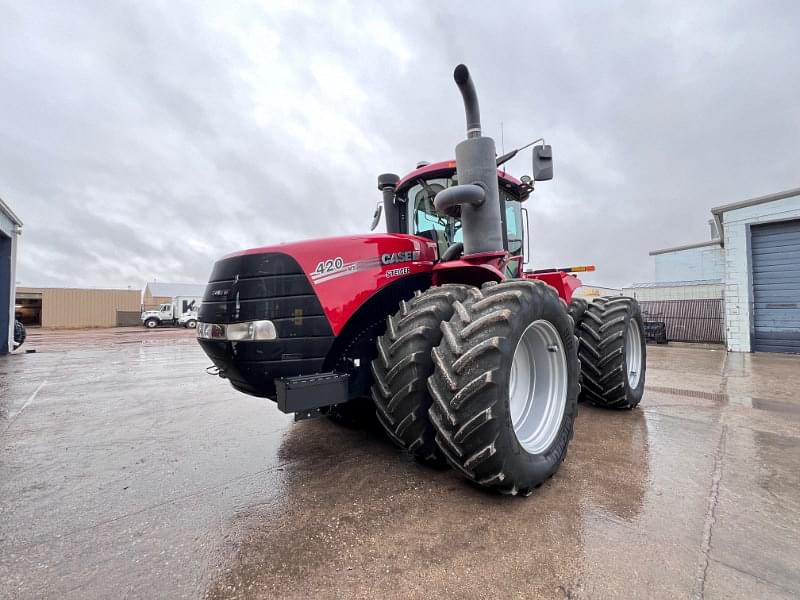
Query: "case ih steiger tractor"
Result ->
[[197, 65, 646, 495]]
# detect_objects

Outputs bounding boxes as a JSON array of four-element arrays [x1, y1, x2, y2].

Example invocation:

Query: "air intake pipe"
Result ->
[[378, 173, 400, 233], [434, 65, 504, 255]]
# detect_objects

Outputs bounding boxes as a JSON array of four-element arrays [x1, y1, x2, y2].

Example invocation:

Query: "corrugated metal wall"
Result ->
[[639, 299, 725, 343], [116, 311, 142, 327], [18, 288, 142, 328]]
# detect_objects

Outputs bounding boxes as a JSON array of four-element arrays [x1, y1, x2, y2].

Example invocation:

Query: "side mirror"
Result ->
[[533, 145, 553, 181], [370, 202, 382, 231]]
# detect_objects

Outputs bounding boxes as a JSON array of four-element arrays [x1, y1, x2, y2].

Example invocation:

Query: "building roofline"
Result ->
[[0, 197, 23, 227], [16, 286, 141, 293], [711, 186, 800, 216], [648, 239, 721, 256], [709, 186, 800, 245], [625, 279, 722, 288]]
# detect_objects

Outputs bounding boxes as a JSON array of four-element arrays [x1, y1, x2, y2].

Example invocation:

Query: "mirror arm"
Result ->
[[496, 137, 544, 167]]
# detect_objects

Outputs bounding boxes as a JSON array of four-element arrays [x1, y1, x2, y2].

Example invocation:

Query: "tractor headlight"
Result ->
[[225, 322, 253, 341], [197, 322, 226, 340], [252, 320, 278, 340], [197, 320, 277, 341]]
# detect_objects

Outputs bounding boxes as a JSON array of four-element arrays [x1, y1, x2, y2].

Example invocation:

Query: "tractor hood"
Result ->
[[196, 233, 438, 397], [202, 234, 438, 336]]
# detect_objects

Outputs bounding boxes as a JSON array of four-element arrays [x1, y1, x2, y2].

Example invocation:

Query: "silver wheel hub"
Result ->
[[625, 319, 643, 389], [508, 320, 568, 455]]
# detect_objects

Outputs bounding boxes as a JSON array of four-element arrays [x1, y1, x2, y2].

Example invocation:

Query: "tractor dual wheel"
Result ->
[[567, 297, 589, 402], [428, 280, 579, 495], [577, 296, 646, 409], [371, 284, 481, 463], [567, 297, 588, 329]]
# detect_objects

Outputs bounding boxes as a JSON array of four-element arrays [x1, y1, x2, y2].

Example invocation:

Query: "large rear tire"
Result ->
[[577, 296, 646, 409], [427, 280, 579, 495], [371, 284, 481, 463]]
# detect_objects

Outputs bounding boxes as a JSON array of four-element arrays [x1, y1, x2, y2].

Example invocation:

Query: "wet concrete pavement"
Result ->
[[1, 329, 799, 599]]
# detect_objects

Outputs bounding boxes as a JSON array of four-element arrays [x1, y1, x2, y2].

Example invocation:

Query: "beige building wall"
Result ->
[[142, 287, 171, 308], [17, 287, 142, 328]]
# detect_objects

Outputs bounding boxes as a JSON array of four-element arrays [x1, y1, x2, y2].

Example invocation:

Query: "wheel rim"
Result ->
[[187, 321, 197, 329], [508, 320, 568, 455], [625, 319, 643, 389]]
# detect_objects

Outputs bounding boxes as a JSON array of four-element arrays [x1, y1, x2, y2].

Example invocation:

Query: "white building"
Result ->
[[1, 198, 23, 354], [713, 188, 800, 352], [629, 187, 800, 353]]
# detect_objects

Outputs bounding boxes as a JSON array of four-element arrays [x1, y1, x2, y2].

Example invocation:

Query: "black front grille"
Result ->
[[197, 252, 334, 398]]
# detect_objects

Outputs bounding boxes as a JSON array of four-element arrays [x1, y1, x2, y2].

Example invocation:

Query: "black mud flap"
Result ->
[[276, 372, 350, 419]]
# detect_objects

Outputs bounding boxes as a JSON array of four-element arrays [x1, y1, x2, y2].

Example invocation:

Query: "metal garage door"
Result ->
[[751, 219, 800, 353], [0, 234, 9, 353]]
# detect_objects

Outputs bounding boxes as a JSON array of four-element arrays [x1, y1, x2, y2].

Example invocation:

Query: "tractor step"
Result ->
[[276, 372, 350, 416]]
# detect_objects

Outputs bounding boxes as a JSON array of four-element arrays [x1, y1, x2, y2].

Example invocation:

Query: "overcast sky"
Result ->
[[3, 1, 799, 289]]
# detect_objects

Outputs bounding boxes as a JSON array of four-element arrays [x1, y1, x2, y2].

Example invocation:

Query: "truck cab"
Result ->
[[141, 303, 175, 328]]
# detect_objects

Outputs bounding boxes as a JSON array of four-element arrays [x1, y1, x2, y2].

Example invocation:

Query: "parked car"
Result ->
[[13, 319, 26, 350]]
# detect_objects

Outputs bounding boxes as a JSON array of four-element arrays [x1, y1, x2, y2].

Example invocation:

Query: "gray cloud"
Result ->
[[2, 1, 798, 289]]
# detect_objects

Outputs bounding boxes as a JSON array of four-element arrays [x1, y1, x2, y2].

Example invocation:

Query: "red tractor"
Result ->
[[197, 65, 646, 495]]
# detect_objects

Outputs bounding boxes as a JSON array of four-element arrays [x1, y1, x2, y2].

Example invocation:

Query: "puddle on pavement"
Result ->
[[646, 384, 800, 417], [729, 396, 800, 415], [204, 405, 655, 599]]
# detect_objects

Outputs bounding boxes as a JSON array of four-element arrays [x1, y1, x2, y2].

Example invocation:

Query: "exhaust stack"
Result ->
[[434, 64, 504, 255], [378, 173, 400, 233]]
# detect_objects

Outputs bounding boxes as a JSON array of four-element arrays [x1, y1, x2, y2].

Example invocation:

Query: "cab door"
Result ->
[[159, 304, 173, 320]]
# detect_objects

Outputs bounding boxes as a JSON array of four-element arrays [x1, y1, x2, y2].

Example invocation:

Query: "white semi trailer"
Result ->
[[141, 296, 201, 329]]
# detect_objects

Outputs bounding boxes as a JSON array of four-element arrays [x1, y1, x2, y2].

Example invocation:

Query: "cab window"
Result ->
[[405, 178, 457, 256], [503, 193, 523, 258], [502, 190, 524, 277]]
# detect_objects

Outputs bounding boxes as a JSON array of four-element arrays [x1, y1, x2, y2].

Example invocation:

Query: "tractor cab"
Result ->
[[377, 161, 531, 277]]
